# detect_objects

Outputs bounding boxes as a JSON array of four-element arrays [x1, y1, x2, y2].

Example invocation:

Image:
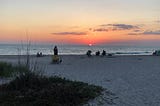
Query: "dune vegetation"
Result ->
[[0, 62, 103, 106]]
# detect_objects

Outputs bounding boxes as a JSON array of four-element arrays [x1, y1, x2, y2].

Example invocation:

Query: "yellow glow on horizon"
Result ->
[[1, 27, 160, 44], [1, 21, 160, 44]]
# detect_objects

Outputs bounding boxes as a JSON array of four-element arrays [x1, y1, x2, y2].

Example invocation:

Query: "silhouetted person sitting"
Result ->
[[37, 52, 40, 57], [102, 50, 106, 56], [153, 50, 157, 55], [96, 51, 100, 56], [54, 46, 58, 55], [40, 52, 43, 57], [86, 50, 92, 57], [37, 52, 43, 57]]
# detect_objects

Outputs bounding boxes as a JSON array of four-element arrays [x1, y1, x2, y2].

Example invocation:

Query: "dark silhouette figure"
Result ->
[[37, 52, 40, 57], [96, 51, 100, 56], [102, 50, 106, 56], [153, 50, 157, 55], [86, 50, 92, 57], [40, 52, 42, 56], [54, 46, 58, 55], [52, 46, 62, 64], [37, 52, 43, 57]]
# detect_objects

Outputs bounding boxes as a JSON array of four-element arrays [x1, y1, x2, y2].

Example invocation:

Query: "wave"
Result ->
[[0, 44, 157, 55]]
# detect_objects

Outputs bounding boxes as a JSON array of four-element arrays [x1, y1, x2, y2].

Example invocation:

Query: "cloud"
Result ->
[[93, 28, 108, 32], [128, 33, 139, 35], [127, 30, 141, 35], [133, 30, 141, 32], [51, 32, 87, 35], [128, 30, 160, 35], [143, 30, 160, 35], [97, 24, 139, 32], [109, 24, 138, 30], [155, 20, 160, 23]]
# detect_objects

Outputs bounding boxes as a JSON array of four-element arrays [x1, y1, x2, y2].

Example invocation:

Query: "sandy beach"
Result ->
[[0, 55, 160, 106]]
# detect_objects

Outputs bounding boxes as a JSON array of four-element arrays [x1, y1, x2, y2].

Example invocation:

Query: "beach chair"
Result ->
[[52, 55, 62, 64]]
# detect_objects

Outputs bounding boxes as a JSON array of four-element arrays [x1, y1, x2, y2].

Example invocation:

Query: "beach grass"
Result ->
[[0, 62, 103, 106], [0, 62, 28, 77]]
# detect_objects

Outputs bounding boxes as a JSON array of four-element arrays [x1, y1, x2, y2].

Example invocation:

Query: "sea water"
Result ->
[[0, 43, 158, 55]]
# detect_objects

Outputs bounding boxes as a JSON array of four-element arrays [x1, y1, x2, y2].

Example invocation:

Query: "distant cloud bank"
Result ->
[[93, 28, 108, 32], [128, 30, 160, 35], [51, 23, 160, 36], [93, 24, 139, 32], [143, 30, 160, 35], [51, 32, 87, 35], [100, 24, 138, 30]]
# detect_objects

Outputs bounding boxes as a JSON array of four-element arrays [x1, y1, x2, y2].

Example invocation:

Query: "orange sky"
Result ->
[[0, 0, 160, 45]]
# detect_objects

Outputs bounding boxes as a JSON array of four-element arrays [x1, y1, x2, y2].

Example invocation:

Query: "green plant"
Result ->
[[0, 70, 103, 106], [0, 62, 28, 77], [0, 62, 12, 77]]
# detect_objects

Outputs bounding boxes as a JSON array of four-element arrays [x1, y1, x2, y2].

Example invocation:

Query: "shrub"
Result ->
[[0, 68, 103, 106]]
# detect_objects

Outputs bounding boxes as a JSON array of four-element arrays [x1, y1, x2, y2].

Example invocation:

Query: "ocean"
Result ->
[[0, 43, 159, 55]]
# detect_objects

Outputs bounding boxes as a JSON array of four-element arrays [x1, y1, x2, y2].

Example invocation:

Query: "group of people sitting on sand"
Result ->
[[37, 46, 113, 63], [86, 50, 108, 57]]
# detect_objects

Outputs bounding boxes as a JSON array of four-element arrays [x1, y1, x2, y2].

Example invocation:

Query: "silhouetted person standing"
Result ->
[[54, 46, 58, 55]]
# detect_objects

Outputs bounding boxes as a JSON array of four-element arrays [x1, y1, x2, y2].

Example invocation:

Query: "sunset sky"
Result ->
[[0, 0, 160, 45]]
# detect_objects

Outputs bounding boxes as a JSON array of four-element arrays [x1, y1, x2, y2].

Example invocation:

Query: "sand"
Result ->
[[0, 55, 160, 106]]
